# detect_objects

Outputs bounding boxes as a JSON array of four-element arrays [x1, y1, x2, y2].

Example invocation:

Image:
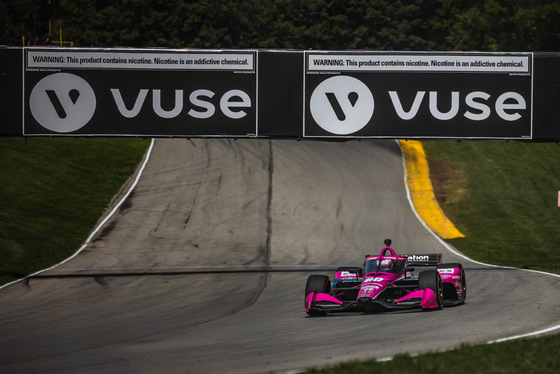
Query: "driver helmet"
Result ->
[[380, 259, 394, 271]]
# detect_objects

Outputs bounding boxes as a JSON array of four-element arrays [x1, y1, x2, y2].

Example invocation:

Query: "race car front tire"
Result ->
[[418, 270, 444, 310], [305, 275, 331, 316]]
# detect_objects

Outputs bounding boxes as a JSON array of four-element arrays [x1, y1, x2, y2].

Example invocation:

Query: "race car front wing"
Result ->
[[305, 286, 440, 314]]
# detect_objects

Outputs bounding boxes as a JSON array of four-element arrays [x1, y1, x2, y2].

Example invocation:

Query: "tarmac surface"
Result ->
[[1, 138, 559, 373]]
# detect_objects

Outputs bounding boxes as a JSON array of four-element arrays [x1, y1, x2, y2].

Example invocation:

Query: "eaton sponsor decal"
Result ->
[[407, 255, 430, 262]]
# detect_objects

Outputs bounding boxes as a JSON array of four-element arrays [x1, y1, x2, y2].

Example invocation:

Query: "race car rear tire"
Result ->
[[305, 275, 331, 316], [437, 263, 467, 303], [418, 270, 444, 310]]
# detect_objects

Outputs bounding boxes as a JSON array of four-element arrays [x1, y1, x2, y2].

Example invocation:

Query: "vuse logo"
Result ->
[[310, 76, 374, 135], [30, 73, 96, 133], [308, 74, 529, 137]]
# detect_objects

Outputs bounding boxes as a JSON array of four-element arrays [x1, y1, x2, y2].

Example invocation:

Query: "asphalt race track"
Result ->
[[1, 139, 559, 374]]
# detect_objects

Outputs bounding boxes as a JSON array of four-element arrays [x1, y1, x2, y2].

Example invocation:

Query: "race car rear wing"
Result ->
[[405, 253, 442, 266]]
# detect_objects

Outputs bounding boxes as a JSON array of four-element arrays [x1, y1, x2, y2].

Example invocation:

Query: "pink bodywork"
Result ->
[[334, 269, 361, 280], [437, 266, 463, 295], [358, 271, 402, 300], [355, 246, 442, 309], [358, 246, 408, 301], [394, 288, 439, 309], [305, 291, 342, 312], [306, 245, 456, 313]]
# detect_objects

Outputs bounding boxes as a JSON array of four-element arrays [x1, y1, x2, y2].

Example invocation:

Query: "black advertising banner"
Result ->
[[532, 53, 560, 140], [3, 47, 560, 140], [257, 51, 303, 137], [23, 49, 257, 136], [304, 51, 533, 139], [0, 48, 23, 135]]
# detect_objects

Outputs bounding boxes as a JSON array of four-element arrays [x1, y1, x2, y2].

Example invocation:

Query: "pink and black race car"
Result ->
[[305, 239, 467, 316]]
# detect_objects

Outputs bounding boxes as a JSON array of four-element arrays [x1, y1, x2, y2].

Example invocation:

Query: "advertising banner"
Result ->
[[24, 49, 258, 136], [304, 51, 533, 139], [3, 47, 557, 140]]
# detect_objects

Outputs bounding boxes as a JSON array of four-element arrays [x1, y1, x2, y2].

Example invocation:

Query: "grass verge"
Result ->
[[423, 141, 560, 275], [0, 137, 150, 286], [303, 333, 560, 374]]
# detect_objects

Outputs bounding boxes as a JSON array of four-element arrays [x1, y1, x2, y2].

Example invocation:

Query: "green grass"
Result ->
[[303, 333, 560, 374], [422, 141, 560, 275], [0, 137, 149, 285]]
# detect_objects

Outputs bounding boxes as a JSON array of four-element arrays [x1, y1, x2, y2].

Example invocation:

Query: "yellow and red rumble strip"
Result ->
[[399, 140, 465, 239]]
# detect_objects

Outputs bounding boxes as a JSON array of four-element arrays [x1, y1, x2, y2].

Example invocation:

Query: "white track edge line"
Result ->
[[0, 138, 155, 291]]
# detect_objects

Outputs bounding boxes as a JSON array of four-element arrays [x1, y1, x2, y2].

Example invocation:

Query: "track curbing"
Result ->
[[399, 139, 465, 239]]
